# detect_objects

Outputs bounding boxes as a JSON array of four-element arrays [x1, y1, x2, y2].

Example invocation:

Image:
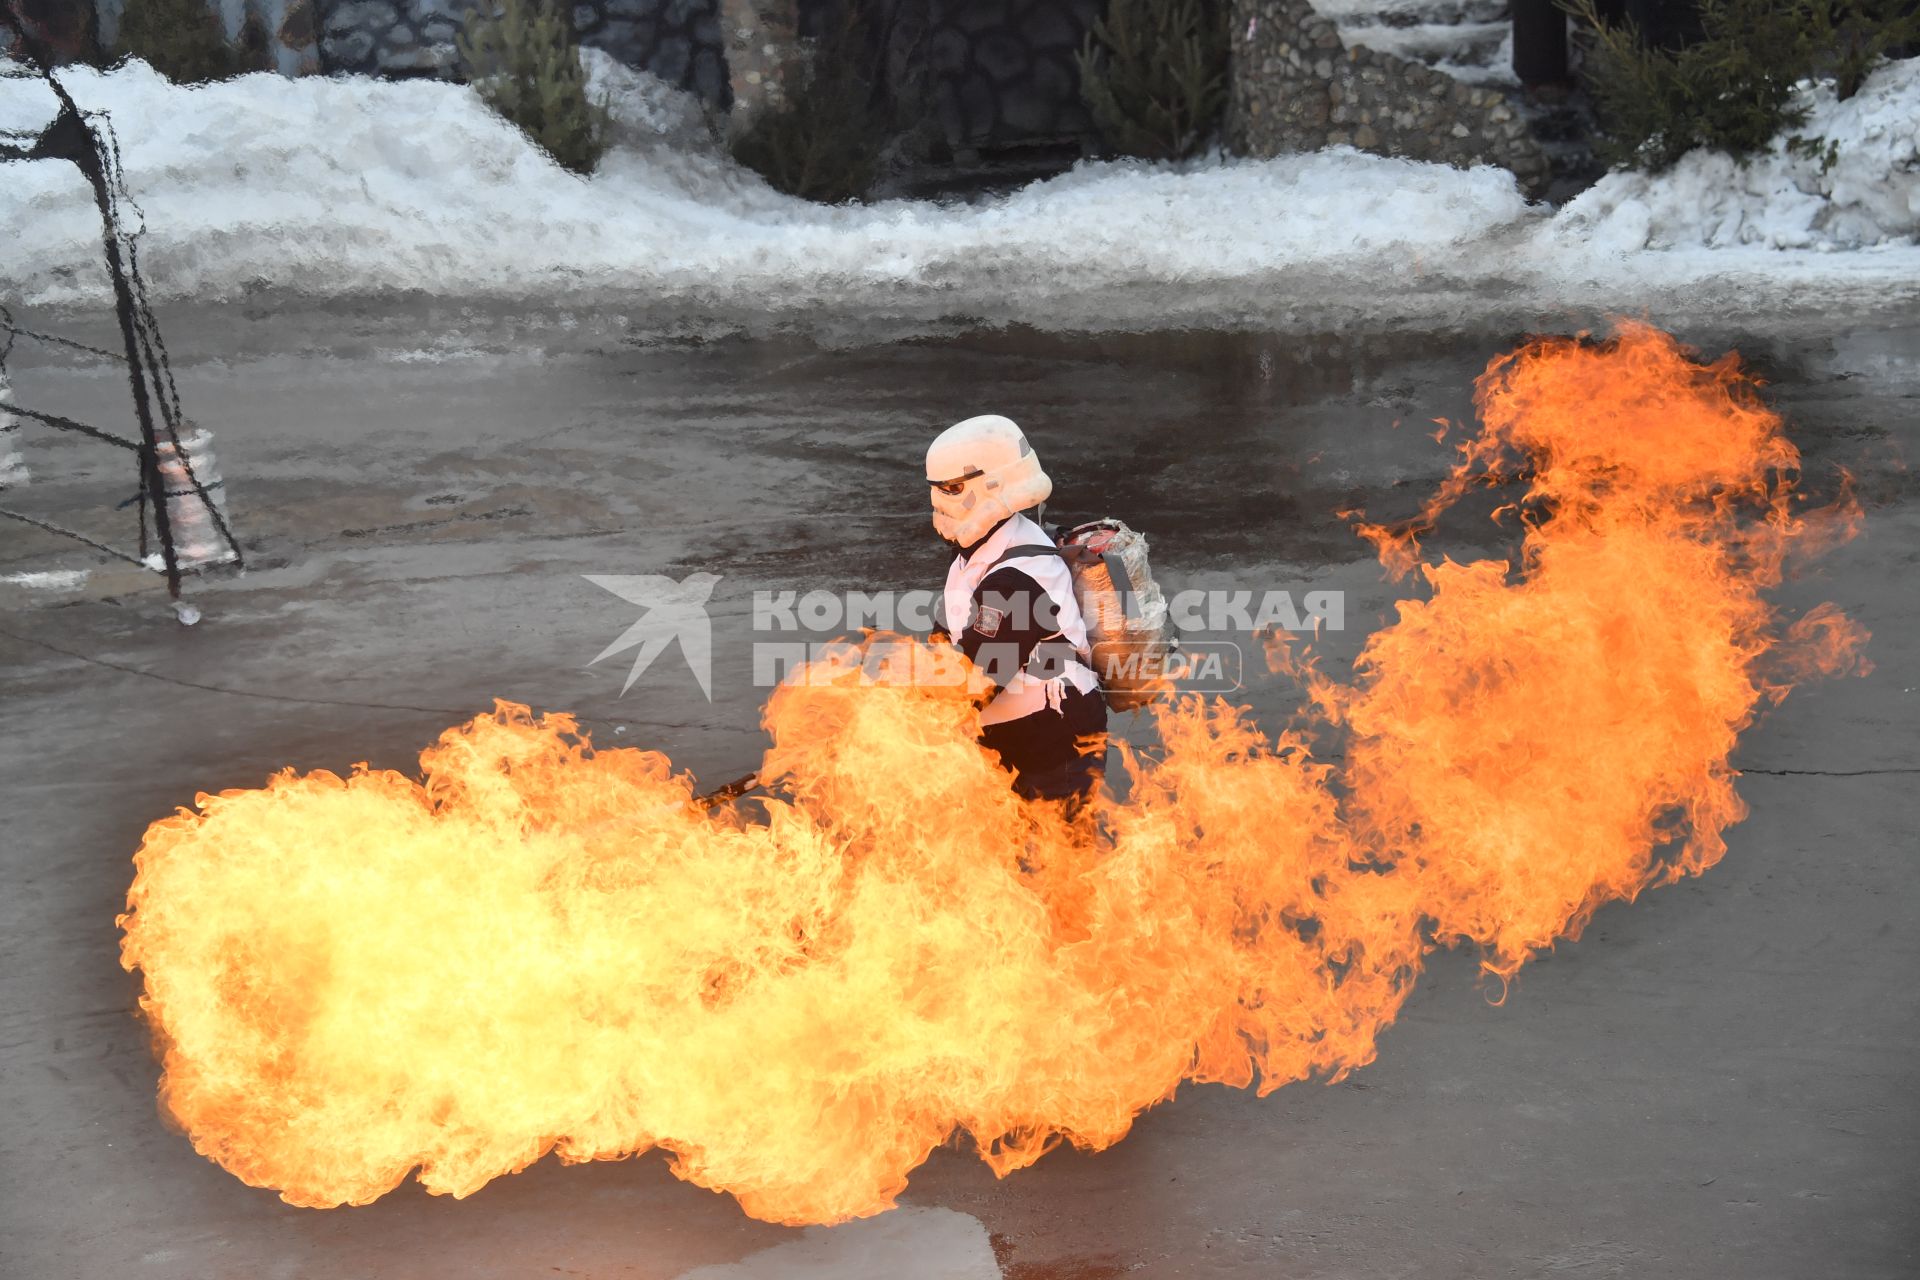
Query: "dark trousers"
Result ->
[[982, 685, 1107, 811]]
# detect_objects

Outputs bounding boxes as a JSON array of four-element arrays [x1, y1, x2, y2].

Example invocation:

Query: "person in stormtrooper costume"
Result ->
[[926, 414, 1107, 808]]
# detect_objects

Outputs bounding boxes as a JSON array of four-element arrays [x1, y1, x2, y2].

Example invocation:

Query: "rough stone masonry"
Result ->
[[314, 0, 732, 105], [1225, 0, 1550, 194]]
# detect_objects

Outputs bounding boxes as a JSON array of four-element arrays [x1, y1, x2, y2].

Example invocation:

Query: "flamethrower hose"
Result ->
[[695, 772, 762, 807]]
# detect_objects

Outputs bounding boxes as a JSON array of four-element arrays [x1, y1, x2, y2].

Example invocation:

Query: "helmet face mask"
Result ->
[[926, 416, 1052, 547]]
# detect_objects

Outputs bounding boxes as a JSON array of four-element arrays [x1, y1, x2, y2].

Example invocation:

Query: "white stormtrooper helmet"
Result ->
[[925, 414, 1052, 547]]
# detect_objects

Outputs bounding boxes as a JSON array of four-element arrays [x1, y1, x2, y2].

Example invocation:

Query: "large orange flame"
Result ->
[[118, 324, 1866, 1225]]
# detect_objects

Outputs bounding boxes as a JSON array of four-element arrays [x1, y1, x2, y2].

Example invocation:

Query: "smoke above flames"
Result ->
[[118, 324, 1867, 1225]]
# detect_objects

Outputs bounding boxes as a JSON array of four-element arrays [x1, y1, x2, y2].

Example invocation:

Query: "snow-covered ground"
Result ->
[[1, 52, 1916, 334], [1556, 61, 1920, 252]]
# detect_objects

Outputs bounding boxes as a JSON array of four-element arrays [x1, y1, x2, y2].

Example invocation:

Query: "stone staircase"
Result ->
[[1310, 0, 1603, 200]]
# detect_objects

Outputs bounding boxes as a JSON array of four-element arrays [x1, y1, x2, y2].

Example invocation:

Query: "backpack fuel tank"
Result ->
[[992, 518, 1176, 712]]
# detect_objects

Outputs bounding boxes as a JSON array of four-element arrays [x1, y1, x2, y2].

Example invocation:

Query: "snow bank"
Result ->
[[1554, 59, 1920, 251], [2, 51, 1917, 331], [0, 53, 1531, 320]]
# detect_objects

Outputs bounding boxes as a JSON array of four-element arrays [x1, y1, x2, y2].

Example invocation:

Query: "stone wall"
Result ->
[[314, 0, 731, 105], [1226, 0, 1548, 194], [911, 0, 1101, 149]]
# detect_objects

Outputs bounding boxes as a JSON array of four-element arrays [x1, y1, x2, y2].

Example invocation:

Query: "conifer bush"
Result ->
[[115, 0, 250, 82], [1076, 0, 1228, 161], [1567, 0, 1920, 171], [457, 0, 611, 176], [728, 7, 904, 203], [1809, 0, 1920, 99]]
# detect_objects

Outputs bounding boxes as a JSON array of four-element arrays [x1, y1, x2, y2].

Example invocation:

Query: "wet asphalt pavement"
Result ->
[[0, 303, 1915, 1279]]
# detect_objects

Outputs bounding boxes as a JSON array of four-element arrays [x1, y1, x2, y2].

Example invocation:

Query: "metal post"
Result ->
[[2, 3, 184, 598]]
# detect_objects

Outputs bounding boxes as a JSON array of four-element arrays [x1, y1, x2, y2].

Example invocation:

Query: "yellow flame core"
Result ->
[[119, 326, 1867, 1224]]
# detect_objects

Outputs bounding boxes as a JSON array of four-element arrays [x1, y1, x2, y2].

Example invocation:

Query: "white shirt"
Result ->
[[943, 512, 1099, 726]]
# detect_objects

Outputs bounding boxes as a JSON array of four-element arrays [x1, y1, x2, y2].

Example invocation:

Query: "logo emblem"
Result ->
[[585, 573, 720, 700]]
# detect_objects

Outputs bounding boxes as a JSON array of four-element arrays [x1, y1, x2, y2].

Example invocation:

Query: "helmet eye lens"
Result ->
[[929, 468, 982, 498]]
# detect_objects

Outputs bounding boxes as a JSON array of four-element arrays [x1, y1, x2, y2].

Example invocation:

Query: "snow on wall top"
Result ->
[[1, 51, 1916, 333]]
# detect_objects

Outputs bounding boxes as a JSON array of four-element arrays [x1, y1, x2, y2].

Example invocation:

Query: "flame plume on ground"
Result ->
[[119, 325, 1867, 1224]]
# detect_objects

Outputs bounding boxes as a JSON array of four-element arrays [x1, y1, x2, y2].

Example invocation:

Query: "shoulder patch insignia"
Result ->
[[972, 603, 1006, 637]]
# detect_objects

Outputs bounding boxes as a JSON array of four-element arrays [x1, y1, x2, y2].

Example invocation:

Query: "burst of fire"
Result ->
[[119, 324, 1866, 1225]]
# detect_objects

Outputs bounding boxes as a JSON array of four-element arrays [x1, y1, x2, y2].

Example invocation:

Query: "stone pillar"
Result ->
[[1225, 0, 1340, 157], [718, 0, 801, 131]]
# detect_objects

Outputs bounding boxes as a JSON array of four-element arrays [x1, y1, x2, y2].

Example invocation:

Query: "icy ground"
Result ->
[[1, 52, 1916, 334]]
